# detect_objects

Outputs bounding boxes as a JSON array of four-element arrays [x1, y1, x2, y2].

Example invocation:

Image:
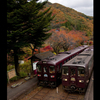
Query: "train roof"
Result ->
[[62, 50, 93, 68], [37, 45, 88, 65], [88, 45, 93, 49], [84, 45, 93, 51], [59, 45, 88, 54]]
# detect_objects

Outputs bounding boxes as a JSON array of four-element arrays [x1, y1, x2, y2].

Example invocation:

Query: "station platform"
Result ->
[[7, 76, 38, 100], [84, 71, 94, 100]]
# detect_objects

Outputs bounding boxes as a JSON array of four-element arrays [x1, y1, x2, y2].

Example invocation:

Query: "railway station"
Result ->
[[7, 0, 93, 99], [7, 71, 94, 100], [7, 45, 93, 100]]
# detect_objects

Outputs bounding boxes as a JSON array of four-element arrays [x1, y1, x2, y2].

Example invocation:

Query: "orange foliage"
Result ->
[[48, 29, 88, 45], [89, 41, 93, 45], [67, 30, 88, 45], [46, 29, 89, 51], [40, 45, 53, 53], [32, 45, 53, 54]]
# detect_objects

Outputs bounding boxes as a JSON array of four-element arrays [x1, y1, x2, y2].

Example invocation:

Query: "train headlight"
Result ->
[[51, 75, 55, 78], [38, 74, 41, 77], [71, 77, 75, 81], [63, 78, 67, 81], [79, 80, 84, 83]]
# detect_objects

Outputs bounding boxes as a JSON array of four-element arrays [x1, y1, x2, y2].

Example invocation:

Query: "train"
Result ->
[[62, 45, 93, 93], [36, 45, 88, 88]]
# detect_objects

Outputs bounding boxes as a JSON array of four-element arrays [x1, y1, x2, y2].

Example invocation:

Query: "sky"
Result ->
[[41, 0, 93, 16]]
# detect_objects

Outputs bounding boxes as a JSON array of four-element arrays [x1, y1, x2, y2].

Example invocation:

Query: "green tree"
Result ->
[[7, 0, 54, 75]]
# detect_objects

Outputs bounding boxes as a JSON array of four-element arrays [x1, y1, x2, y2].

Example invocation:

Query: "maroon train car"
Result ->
[[36, 45, 88, 88], [84, 45, 93, 51], [62, 45, 93, 92]]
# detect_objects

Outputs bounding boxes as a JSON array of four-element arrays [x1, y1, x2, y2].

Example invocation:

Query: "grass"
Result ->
[[7, 65, 15, 71], [7, 60, 32, 83]]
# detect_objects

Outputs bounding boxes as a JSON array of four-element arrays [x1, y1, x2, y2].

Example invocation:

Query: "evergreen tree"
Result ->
[[7, 0, 54, 75]]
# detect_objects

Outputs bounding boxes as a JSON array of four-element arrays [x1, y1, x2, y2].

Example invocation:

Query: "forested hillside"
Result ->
[[7, 1, 93, 73], [45, 2, 93, 37]]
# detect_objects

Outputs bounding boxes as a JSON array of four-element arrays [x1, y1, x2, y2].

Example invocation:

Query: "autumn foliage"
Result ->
[[67, 30, 89, 46], [44, 2, 93, 35], [45, 29, 89, 54]]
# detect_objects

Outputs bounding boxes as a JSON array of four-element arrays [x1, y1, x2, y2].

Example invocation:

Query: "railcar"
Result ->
[[84, 45, 93, 51], [62, 45, 93, 92], [36, 45, 88, 88]]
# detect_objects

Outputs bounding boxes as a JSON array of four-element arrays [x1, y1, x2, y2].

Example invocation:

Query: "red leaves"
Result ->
[[89, 41, 93, 45], [46, 29, 89, 53], [43, 45, 53, 50], [32, 45, 53, 54], [67, 30, 89, 45], [40, 45, 53, 53]]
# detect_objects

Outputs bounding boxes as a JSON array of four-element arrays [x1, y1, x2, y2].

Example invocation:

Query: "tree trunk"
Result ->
[[31, 50, 34, 74], [30, 49, 35, 74], [14, 48, 20, 76]]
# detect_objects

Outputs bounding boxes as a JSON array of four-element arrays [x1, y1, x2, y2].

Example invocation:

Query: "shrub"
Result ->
[[10, 76, 20, 82], [7, 61, 32, 83], [19, 60, 32, 75], [7, 65, 15, 71], [9, 72, 27, 82], [19, 72, 27, 78]]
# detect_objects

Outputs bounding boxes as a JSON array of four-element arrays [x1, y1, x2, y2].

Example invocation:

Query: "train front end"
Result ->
[[37, 61, 57, 87], [62, 65, 86, 92]]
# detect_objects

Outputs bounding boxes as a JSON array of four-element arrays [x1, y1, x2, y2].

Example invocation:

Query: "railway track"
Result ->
[[17, 71, 94, 100], [18, 84, 85, 100]]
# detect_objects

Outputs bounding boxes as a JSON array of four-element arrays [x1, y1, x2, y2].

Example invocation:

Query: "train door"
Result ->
[[37, 64, 43, 80], [43, 66, 49, 81], [49, 65, 56, 87], [69, 67, 77, 86], [49, 65, 56, 80]]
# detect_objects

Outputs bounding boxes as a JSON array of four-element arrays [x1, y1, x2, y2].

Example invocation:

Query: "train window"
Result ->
[[71, 69, 76, 76], [37, 65, 41, 72], [49, 66, 55, 73], [60, 63, 62, 69], [88, 57, 93, 69], [64, 60, 66, 63], [66, 58, 69, 62], [62, 67, 69, 75], [88, 61, 91, 69], [43, 67, 47, 73], [57, 65, 59, 71], [78, 67, 85, 77]]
